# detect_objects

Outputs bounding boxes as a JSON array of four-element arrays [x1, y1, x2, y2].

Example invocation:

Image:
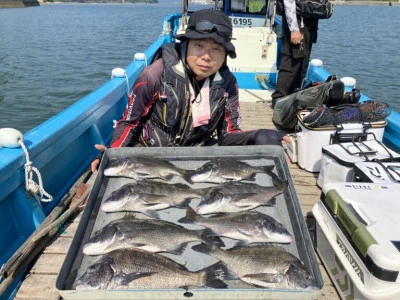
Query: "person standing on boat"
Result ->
[[270, 0, 318, 108], [91, 9, 290, 171]]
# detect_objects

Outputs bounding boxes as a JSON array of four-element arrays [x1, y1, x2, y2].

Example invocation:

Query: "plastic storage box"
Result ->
[[296, 111, 386, 173], [313, 182, 400, 300], [353, 162, 400, 183], [317, 139, 400, 188]]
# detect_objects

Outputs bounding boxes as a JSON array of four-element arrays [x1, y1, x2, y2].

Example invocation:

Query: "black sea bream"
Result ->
[[179, 206, 293, 244], [83, 217, 222, 255], [74, 248, 227, 290]]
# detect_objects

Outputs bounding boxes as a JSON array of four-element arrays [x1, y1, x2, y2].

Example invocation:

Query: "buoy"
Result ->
[[0, 128, 23, 148], [340, 77, 356, 88], [133, 52, 147, 66], [111, 68, 130, 96], [111, 67, 126, 78], [310, 59, 323, 67]]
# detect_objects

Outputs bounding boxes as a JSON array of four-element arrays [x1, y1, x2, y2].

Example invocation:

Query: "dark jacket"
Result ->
[[111, 43, 246, 148]]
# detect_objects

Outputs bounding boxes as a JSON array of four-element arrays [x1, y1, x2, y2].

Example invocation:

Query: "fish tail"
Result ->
[[200, 231, 225, 248], [182, 170, 195, 184], [177, 206, 198, 224], [200, 261, 228, 289], [177, 198, 191, 209], [264, 168, 288, 190], [262, 164, 275, 173]]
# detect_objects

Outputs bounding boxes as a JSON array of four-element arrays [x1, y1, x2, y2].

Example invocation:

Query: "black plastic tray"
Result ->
[[56, 145, 323, 299]]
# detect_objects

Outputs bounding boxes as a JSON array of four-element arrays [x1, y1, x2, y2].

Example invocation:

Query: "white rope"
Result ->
[[18, 139, 53, 203]]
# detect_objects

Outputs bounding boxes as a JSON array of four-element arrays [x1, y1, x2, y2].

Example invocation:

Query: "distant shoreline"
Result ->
[[331, 1, 399, 5], [2, 0, 400, 9]]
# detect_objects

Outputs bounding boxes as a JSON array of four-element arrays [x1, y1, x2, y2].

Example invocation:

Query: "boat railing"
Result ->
[[0, 30, 175, 281]]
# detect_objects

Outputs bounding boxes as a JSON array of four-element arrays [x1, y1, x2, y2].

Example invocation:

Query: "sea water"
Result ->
[[0, 3, 399, 132]]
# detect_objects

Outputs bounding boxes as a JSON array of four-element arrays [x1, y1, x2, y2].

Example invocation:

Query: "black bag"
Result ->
[[302, 100, 392, 128], [276, 0, 333, 19], [272, 80, 344, 130]]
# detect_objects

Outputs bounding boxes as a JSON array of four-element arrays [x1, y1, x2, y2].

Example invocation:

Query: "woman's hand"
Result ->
[[282, 135, 292, 144], [282, 135, 292, 163], [91, 144, 108, 173]]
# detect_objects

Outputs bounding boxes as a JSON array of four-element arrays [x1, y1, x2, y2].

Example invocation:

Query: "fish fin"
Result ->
[[230, 192, 259, 202], [266, 197, 277, 206], [235, 201, 258, 210], [168, 243, 189, 255], [176, 198, 191, 209], [117, 272, 156, 286], [242, 272, 281, 284], [200, 261, 229, 289], [232, 240, 248, 248], [172, 182, 191, 189], [162, 173, 175, 181], [142, 210, 160, 219], [123, 212, 137, 219], [191, 243, 211, 254], [203, 228, 218, 237], [200, 231, 225, 248], [139, 193, 168, 204], [126, 242, 148, 249], [177, 206, 198, 224]]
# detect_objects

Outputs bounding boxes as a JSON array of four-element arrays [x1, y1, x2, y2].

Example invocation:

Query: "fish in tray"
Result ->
[[101, 181, 203, 216], [178, 206, 293, 245], [195, 181, 286, 214], [192, 244, 316, 290], [74, 248, 228, 290], [103, 156, 186, 181], [83, 217, 223, 255], [186, 158, 275, 184]]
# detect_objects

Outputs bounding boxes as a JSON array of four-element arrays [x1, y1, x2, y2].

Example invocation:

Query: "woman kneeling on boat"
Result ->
[[92, 9, 290, 171]]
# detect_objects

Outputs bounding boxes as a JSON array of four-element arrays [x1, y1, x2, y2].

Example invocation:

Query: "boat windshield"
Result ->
[[186, 0, 268, 16], [230, 0, 268, 14]]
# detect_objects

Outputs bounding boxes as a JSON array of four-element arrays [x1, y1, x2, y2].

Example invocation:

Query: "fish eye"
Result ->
[[215, 192, 223, 202], [200, 163, 213, 172]]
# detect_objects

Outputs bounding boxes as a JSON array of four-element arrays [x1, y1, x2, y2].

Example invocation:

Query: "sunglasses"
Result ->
[[187, 21, 232, 41]]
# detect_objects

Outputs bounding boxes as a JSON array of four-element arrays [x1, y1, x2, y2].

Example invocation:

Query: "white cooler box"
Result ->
[[317, 139, 400, 188], [296, 111, 386, 173], [313, 182, 400, 300], [353, 162, 400, 183]]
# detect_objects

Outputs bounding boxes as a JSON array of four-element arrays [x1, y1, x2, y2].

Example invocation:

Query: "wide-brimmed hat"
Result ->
[[174, 9, 236, 59]]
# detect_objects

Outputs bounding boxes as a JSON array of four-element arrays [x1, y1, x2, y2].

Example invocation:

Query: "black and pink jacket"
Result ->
[[111, 43, 252, 148]]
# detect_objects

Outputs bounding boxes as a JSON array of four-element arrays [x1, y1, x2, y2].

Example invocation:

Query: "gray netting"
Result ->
[[302, 100, 391, 127]]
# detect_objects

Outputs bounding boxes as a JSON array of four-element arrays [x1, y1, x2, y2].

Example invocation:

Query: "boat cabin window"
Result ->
[[230, 0, 268, 14]]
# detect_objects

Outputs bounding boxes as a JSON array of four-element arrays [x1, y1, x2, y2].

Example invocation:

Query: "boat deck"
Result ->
[[14, 90, 340, 299]]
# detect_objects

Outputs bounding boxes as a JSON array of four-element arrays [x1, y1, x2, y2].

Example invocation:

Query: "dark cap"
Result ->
[[174, 9, 236, 59]]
